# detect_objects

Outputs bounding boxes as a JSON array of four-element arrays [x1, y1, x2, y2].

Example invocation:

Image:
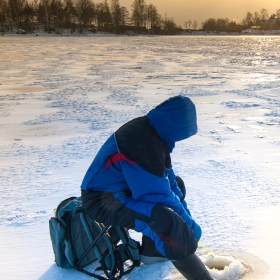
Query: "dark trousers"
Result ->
[[82, 177, 213, 280]]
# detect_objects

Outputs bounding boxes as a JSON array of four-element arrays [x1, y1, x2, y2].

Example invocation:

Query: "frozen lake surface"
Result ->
[[0, 36, 280, 280]]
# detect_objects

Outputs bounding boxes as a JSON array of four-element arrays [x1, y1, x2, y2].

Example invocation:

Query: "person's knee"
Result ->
[[148, 205, 197, 260]]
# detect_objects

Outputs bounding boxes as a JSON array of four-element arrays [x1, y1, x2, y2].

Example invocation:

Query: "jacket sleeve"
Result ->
[[168, 167, 192, 216], [168, 166, 183, 201], [122, 161, 194, 227]]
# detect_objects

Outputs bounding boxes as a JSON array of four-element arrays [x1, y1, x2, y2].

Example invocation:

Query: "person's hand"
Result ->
[[191, 221, 202, 241]]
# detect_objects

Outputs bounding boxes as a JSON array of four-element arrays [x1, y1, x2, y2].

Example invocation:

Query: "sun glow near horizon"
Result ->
[[120, 0, 280, 27]]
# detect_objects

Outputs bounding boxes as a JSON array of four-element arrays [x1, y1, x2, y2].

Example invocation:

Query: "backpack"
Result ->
[[49, 196, 141, 280]]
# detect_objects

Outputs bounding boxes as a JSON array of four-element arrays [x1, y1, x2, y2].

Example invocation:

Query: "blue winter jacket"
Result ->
[[81, 95, 198, 227]]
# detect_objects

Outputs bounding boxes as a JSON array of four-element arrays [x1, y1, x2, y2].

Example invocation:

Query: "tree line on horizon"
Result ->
[[202, 8, 280, 32], [0, 0, 280, 35], [0, 0, 182, 34]]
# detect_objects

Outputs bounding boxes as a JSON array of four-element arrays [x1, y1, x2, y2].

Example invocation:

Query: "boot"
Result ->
[[172, 254, 214, 280]]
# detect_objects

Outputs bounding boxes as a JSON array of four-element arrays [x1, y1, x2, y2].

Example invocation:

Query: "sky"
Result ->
[[120, 0, 280, 27]]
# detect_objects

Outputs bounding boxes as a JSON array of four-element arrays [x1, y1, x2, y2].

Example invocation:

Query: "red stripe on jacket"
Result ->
[[105, 153, 137, 171]]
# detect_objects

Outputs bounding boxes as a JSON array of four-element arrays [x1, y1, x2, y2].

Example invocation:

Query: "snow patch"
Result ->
[[222, 101, 260, 109], [204, 255, 248, 280]]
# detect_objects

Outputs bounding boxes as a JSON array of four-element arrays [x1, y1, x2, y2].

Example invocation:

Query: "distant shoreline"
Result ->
[[2, 30, 280, 38]]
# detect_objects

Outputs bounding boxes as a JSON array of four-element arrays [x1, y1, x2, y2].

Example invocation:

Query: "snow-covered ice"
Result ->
[[0, 35, 280, 280]]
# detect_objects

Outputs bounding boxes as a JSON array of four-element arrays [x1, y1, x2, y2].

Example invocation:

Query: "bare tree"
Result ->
[[30, 0, 39, 29], [131, 0, 145, 29], [244, 11, 253, 27], [75, 0, 95, 28], [102, 0, 111, 26], [110, 0, 121, 27], [49, 0, 64, 29], [0, 0, 6, 31], [216, 18, 229, 31], [202, 18, 216, 31], [95, 1, 111, 28], [259, 8, 269, 21], [43, 0, 49, 31], [253, 11, 260, 26], [21, 1, 36, 30], [8, 0, 26, 27], [228, 20, 240, 31], [162, 15, 177, 34], [95, 2, 103, 27], [188, 20, 192, 29], [146, 3, 159, 29], [192, 20, 197, 30], [119, 5, 129, 25], [63, 0, 77, 29], [276, 9, 280, 18]]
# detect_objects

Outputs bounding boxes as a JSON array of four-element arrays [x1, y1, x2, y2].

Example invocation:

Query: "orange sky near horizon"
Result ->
[[120, 0, 280, 27]]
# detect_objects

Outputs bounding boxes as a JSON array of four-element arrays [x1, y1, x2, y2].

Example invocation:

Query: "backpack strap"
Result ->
[[76, 267, 114, 280], [76, 216, 123, 279], [76, 223, 112, 267], [116, 227, 140, 275], [64, 207, 139, 280], [64, 208, 111, 279]]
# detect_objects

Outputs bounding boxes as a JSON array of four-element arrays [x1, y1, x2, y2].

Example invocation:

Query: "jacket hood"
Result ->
[[147, 95, 197, 152]]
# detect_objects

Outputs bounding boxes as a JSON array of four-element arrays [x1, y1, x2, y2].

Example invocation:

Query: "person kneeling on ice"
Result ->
[[81, 95, 213, 280]]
